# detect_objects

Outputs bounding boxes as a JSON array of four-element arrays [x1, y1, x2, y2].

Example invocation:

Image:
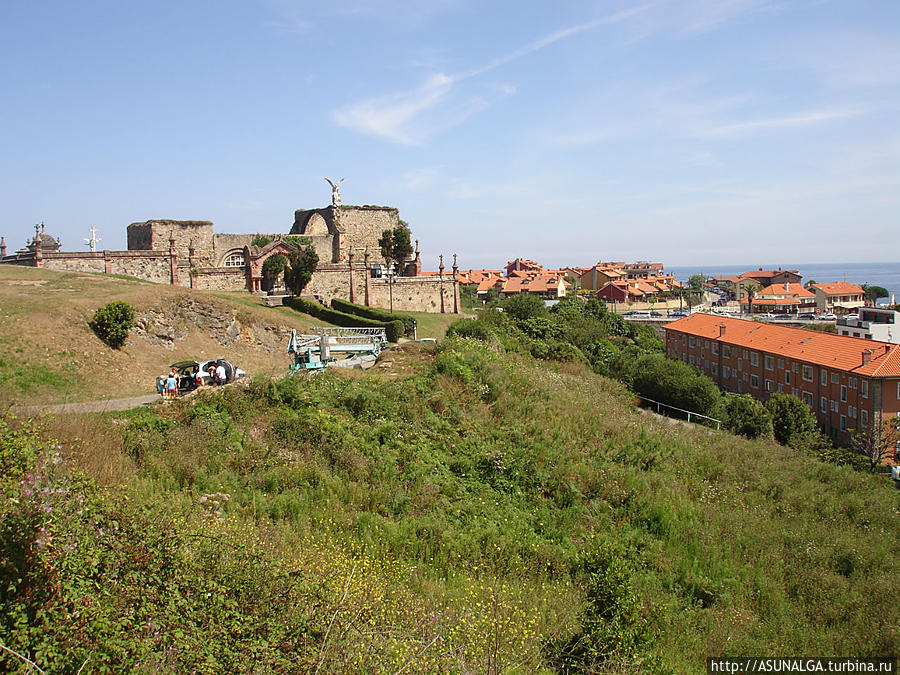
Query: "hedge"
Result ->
[[285, 297, 404, 342], [330, 298, 416, 336]]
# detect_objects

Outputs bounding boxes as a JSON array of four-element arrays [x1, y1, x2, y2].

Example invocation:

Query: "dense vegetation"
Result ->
[[2, 331, 898, 672]]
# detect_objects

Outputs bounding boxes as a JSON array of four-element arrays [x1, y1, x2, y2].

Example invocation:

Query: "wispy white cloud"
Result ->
[[402, 166, 441, 190], [698, 108, 862, 138], [332, 6, 653, 144]]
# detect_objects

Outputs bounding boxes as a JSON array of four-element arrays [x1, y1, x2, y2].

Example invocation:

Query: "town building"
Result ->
[[811, 281, 865, 314], [579, 265, 627, 291], [665, 312, 900, 457], [622, 261, 664, 278], [712, 268, 802, 302], [837, 307, 900, 344], [505, 258, 544, 276], [743, 282, 817, 314]]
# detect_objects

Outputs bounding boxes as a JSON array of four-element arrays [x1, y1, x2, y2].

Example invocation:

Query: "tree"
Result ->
[[804, 279, 817, 288], [89, 300, 135, 349], [378, 225, 413, 313], [863, 285, 889, 306], [261, 254, 287, 291], [765, 393, 817, 447], [724, 394, 773, 439], [688, 274, 707, 292], [283, 245, 319, 296], [850, 416, 900, 468], [503, 293, 546, 322], [743, 282, 760, 315]]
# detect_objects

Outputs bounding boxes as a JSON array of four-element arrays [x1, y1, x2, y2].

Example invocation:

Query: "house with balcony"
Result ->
[[812, 281, 865, 314], [742, 282, 817, 314]]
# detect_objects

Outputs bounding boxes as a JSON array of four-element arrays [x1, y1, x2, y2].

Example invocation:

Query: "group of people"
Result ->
[[156, 362, 228, 400]]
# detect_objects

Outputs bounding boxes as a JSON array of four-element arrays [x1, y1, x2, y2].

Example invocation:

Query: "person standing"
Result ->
[[165, 371, 178, 400], [214, 363, 226, 386]]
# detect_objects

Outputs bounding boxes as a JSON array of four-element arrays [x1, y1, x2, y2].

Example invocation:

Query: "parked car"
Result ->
[[623, 310, 652, 319], [819, 313, 837, 321], [797, 312, 817, 320], [166, 359, 247, 393], [649, 310, 663, 317], [668, 310, 689, 318]]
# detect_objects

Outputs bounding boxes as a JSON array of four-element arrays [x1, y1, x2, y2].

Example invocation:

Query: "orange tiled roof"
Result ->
[[665, 313, 900, 377], [812, 281, 865, 296], [756, 283, 816, 298], [476, 277, 503, 293], [501, 274, 565, 294], [738, 269, 800, 280]]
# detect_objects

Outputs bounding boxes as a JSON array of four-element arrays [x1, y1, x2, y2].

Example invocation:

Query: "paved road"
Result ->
[[11, 394, 161, 416]]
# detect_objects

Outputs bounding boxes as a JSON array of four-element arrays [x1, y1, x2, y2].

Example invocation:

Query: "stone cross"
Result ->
[[324, 177, 344, 207], [84, 226, 101, 252]]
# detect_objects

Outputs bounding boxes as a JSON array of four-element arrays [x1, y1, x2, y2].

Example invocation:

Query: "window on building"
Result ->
[[689, 336, 695, 348], [743, 350, 748, 359], [849, 406, 857, 419], [802, 391, 813, 408], [723, 366, 731, 379], [821, 370, 828, 386], [861, 409, 868, 426], [820, 396, 827, 413], [831, 400, 838, 412], [861, 380, 869, 398], [791, 387, 798, 398], [840, 385, 847, 402], [840, 415, 847, 432], [802, 365, 813, 382], [223, 252, 246, 268], [765, 379, 774, 392], [723, 346, 731, 358], [792, 363, 799, 373], [701, 348, 706, 359], [738, 358, 743, 370], [849, 377, 857, 389], [711, 363, 718, 375], [777, 383, 784, 393], [751, 374, 759, 388], [777, 358, 784, 369], [831, 373, 839, 384], [785, 371, 791, 385], [689, 355, 696, 365], [743, 373, 749, 381], [712, 343, 718, 355], [751, 352, 759, 366]]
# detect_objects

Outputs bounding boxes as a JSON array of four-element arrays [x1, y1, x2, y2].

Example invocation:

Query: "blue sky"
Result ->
[[1, 0, 898, 269]]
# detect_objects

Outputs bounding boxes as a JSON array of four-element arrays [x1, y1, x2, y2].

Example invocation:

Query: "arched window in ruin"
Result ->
[[223, 251, 246, 268]]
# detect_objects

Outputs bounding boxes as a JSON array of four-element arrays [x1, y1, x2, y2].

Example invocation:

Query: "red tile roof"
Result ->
[[812, 281, 865, 296], [738, 268, 800, 280], [665, 313, 900, 377]]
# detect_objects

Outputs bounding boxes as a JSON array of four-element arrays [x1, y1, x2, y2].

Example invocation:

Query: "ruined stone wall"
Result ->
[[127, 220, 215, 266], [41, 251, 171, 283], [368, 276, 455, 313], [178, 266, 248, 291], [212, 234, 257, 265], [304, 265, 365, 304], [336, 206, 398, 263]]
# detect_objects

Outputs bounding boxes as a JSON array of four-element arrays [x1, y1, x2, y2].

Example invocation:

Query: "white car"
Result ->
[[165, 359, 247, 393]]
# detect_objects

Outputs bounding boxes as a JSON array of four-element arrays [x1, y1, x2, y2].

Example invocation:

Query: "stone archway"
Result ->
[[246, 240, 298, 294]]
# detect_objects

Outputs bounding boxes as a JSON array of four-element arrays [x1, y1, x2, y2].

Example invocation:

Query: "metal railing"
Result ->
[[636, 395, 722, 430]]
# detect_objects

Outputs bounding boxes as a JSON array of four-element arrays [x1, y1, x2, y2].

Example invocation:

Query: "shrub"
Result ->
[[765, 393, 818, 447], [284, 245, 319, 295], [503, 293, 547, 322], [331, 298, 415, 336], [89, 300, 135, 349], [630, 353, 722, 419], [446, 318, 495, 341], [724, 393, 773, 439]]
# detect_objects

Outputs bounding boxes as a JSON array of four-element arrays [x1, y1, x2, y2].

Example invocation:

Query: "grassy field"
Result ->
[[3, 336, 898, 673], [0, 267, 339, 405]]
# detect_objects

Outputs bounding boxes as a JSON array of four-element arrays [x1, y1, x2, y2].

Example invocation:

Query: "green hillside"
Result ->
[[2, 336, 898, 673]]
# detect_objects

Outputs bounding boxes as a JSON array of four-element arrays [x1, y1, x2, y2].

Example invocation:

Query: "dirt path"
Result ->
[[11, 394, 161, 416]]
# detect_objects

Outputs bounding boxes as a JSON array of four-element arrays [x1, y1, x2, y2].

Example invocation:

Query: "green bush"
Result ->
[[446, 318, 495, 341], [88, 300, 135, 349], [503, 293, 547, 321], [285, 297, 403, 342], [331, 298, 415, 336], [766, 393, 818, 447], [629, 353, 722, 420], [724, 393, 773, 439]]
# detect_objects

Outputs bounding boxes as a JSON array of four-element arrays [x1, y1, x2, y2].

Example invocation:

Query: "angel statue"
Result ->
[[324, 177, 344, 207]]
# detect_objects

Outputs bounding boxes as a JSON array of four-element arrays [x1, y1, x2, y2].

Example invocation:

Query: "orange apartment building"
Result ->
[[665, 313, 900, 458]]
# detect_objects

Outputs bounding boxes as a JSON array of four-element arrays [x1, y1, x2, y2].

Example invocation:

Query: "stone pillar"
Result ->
[[348, 248, 356, 304], [413, 239, 422, 276], [168, 232, 178, 285], [0, 236, 6, 258], [33, 225, 43, 268], [364, 249, 371, 307], [188, 242, 196, 289], [452, 254, 460, 314], [103, 250, 112, 274], [439, 254, 446, 314]]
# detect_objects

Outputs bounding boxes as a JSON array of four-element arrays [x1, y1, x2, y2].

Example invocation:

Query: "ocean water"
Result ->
[[667, 262, 900, 303]]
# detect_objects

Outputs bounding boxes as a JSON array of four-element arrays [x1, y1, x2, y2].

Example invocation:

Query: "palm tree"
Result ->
[[743, 282, 761, 315]]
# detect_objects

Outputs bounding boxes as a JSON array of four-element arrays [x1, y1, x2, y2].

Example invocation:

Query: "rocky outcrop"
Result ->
[[133, 296, 293, 352]]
